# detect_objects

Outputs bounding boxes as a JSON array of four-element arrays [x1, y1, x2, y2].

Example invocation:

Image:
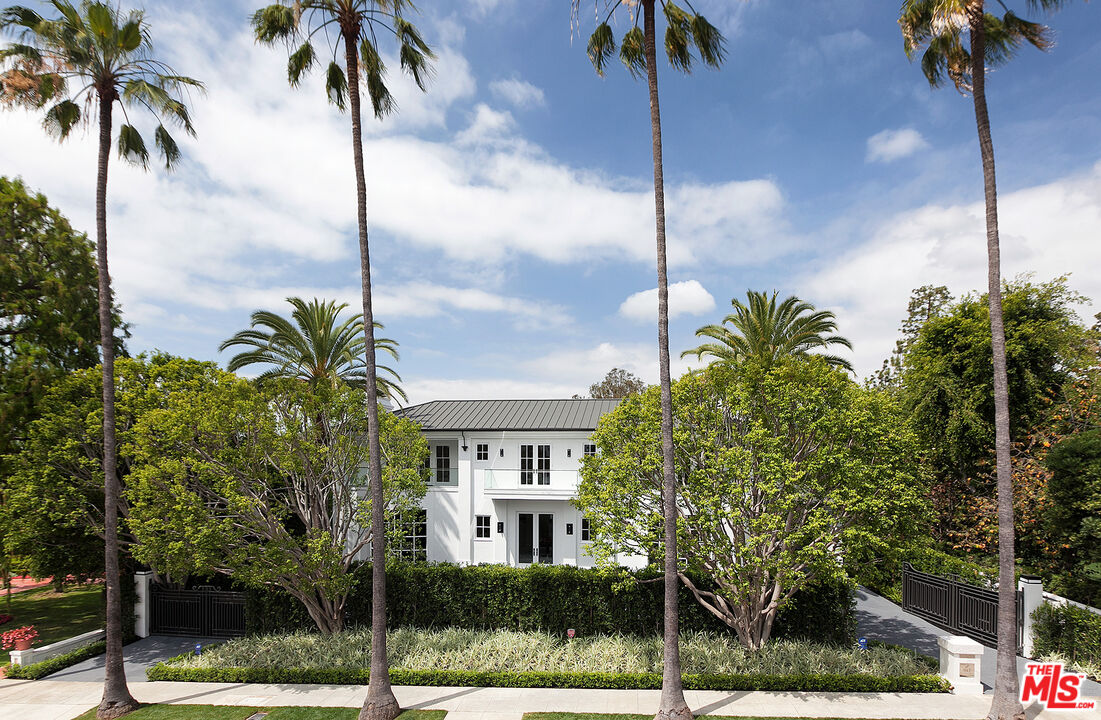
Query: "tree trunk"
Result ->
[[969, 7, 1022, 720], [346, 30, 400, 720], [643, 3, 691, 720], [94, 95, 138, 720]]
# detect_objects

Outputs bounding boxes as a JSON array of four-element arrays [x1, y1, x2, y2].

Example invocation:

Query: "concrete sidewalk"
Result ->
[[2, 680, 1100, 720]]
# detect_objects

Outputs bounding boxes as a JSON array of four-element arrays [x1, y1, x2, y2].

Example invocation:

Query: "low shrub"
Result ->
[[161, 628, 931, 677], [1032, 602, 1101, 678], [5, 640, 106, 680], [146, 662, 949, 693], [247, 563, 856, 645]]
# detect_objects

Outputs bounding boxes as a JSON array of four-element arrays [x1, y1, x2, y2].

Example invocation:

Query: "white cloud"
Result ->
[[489, 77, 547, 109], [618, 280, 717, 323], [866, 128, 930, 163], [802, 163, 1101, 379], [455, 104, 516, 146]]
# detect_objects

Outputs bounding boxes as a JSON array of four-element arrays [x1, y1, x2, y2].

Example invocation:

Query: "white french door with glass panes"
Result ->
[[519, 444, 550, 485], [517, 512, 553, 565]]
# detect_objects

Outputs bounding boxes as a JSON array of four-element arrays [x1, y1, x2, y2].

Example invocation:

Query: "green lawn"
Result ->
[[1, 584, 103, 646], [74, 707, 446, 720]]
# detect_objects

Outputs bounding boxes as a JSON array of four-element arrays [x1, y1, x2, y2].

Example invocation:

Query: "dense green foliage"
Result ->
[[5, 639, 105, 679], [245, 562, 855, 645], [127, 378, 427, 633], [892, 278, 1092, 543], [1031, 603, 1101, 678], [1043, 430, 1101, 603], [3, 355, 225, 581], [576, 359, 924, 647], [147, 662, 949, 693]]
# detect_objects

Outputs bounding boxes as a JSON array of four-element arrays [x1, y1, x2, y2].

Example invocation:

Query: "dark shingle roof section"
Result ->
[[397, 399, 622, 431]]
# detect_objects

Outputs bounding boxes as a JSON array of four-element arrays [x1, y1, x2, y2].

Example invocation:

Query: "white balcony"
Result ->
[[481, 469, 580, 500]]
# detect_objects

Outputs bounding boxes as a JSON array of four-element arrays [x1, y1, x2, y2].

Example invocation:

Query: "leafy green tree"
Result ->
[[220, 296, 406, 403], [3, 355, 227, 585], [1043, 430, 1101, 602], [126, 378, 428, 634], [583, 367, 647, 398], [575, 2, 724, 716], [683, 290, 853, 371], [251, 3, 433, 715], [900, 3, 1078, 709], [577, 358, 926, 649], [896, 277, 1090, 542], [2, 2, 201, 714], [871, 285, 952, 388]]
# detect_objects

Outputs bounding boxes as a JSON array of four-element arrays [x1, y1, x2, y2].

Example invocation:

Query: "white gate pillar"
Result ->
[[133, 570, 154, 638], [1018, 575, 1044, 657], [938, 635, 984, 694]]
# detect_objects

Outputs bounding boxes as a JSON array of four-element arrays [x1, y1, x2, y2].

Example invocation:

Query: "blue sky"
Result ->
[[3, 0, 1100, 403]]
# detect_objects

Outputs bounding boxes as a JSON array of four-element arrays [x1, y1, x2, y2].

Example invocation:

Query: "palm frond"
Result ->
[[324, 60, 347, 111], [587, 22, 616, 76], [117, 122, 149, 168], [153, 124, 180, 169], [41, 98, 79, 137], [359, 38, 394, 118], [288, 41, 315, 86], [252, 3, 298, 44], [619, 26, 646, 78]]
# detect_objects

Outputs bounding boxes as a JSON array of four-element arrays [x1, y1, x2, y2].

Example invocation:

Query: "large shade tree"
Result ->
[[574, 2, 724, 718], [0, 3, 200, 716], [899, 2, 1075, 717], [220, 296, 406, 403], [251, 3, 433, 718], [682, 290, 853, 372]]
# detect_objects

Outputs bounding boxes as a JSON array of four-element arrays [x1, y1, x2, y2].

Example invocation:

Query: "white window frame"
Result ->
[[581, 517, 591, 542], [475, 514, 492, 540], [476, 443, 489, 461]]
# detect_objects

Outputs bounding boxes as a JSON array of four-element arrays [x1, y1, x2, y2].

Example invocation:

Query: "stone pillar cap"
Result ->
[[937, 635, 983, 652]]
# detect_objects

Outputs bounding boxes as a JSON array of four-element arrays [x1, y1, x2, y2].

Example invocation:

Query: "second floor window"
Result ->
[[475, 515, 491, 539], [435, 445, 450, 484], [583, 443, 597, 457], [520, 444, 550, 485], [581, 518, 591, 541], [476, 443, 489, 461]]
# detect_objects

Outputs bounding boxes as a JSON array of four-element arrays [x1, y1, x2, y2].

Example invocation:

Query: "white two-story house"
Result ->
[[393, 398, 647, 569]]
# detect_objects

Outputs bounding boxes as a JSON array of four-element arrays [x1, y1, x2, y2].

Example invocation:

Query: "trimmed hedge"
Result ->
[[1032, 602, 1101, 670], [5, 640, 106, 680], [246, 563, 856, 645], [146, 661, 949, 693]]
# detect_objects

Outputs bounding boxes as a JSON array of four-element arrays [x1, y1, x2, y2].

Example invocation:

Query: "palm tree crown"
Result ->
[[221, 297, 406, 403], [251, 0, 433, 118], [682, 290, 854, 371], [1, 0, 202, 167]]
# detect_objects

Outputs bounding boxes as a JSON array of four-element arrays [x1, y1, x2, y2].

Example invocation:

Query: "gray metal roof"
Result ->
[[397, 399, 622, 431]]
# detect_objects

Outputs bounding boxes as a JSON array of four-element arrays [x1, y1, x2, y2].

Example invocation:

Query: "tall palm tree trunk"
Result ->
[[969, 7, 1022, 720], [94, 95, 137, 720], [642, 3, 691, 719], [345, 31, 400, 720]]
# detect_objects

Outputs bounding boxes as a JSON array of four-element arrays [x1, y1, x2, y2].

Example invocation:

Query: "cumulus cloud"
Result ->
[[866, 128, 930, 163], [802, 163, 1101, 378], [618, 280, 717, 323], [489, 77, 547, 109]]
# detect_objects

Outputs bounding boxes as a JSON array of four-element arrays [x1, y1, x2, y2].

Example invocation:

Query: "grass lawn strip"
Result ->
[[74, 706, 446, 719], [1, 584, 103, 646]]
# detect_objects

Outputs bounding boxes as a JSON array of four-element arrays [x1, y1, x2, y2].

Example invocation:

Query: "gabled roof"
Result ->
[[396, 399, 622, 432]]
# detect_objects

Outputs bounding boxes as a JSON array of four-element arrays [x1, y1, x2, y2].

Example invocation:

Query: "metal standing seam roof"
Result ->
[[396, 399, 622, 431]]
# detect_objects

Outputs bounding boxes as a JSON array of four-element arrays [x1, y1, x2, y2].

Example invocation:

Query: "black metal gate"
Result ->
[[150, 585, 247, 638], [901, 562, 1020, 650]]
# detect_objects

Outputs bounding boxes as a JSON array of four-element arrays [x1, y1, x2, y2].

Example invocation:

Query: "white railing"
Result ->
[[483, 469, 580, 493]]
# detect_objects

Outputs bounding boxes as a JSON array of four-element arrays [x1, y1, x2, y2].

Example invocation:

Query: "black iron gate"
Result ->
[[901, 562, 1020, 651], [150, 585, 247, 638]]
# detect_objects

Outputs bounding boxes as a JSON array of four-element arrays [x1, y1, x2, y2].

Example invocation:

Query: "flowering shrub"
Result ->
[[1, 625, 38, 649], [0, 614, 12, 626]]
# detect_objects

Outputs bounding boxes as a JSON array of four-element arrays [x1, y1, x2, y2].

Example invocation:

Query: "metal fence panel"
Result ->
[[901, 562, 1020, 651], [150, 586, 247, 638]]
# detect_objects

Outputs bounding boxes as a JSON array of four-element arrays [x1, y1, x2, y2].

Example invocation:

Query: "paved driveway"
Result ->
[[47, 635, 218, 682], [854, 586, 1101, 696]]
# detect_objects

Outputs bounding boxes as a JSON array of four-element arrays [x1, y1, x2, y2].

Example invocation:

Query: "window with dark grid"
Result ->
[[435, 445, 450, 483], [475, 515, 491, 539], [394, 509, 427, 562], [581, 518, 591, 542], [476, 443, 489, 461], [583, 443, 597, 457]]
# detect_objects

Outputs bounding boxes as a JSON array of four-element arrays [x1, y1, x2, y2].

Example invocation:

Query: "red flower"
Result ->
[[1, 625, 38, 649]]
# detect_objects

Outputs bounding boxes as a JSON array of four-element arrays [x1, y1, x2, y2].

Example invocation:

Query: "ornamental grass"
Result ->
[[170, 628, 932, 677]]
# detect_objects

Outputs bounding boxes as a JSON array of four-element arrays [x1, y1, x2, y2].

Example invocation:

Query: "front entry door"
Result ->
[[518, 512, 554, 564]]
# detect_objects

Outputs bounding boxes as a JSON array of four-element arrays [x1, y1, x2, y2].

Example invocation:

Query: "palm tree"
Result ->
[[0, 4, 200, 717], [681, 290, 853, 371], [251, 4, 432, 719], [900, 2, 1072, 718], [220, 296, 407, 403], [575, 3, 723, 719]]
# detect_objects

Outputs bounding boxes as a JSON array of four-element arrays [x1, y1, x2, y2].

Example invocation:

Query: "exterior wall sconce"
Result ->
[[499, 448, 504, 457], [566, 448, 572, 458], [566, 523, 574, 535], [496, 522, 505, 534]]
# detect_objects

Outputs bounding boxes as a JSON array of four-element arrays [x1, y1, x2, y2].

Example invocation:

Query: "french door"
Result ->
[[520, 444, 551, 485], [518, 512, 553, 564]]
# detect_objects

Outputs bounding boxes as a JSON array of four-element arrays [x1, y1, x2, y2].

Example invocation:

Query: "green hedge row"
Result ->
[[1032, 602, 1101, 669], [5, 640, 106, 680], [146, 662, 949, 693], [245, 563, 856, 645]]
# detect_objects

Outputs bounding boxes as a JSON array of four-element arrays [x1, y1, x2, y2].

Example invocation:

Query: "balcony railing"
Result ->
[[482, 469, 580, 494]]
